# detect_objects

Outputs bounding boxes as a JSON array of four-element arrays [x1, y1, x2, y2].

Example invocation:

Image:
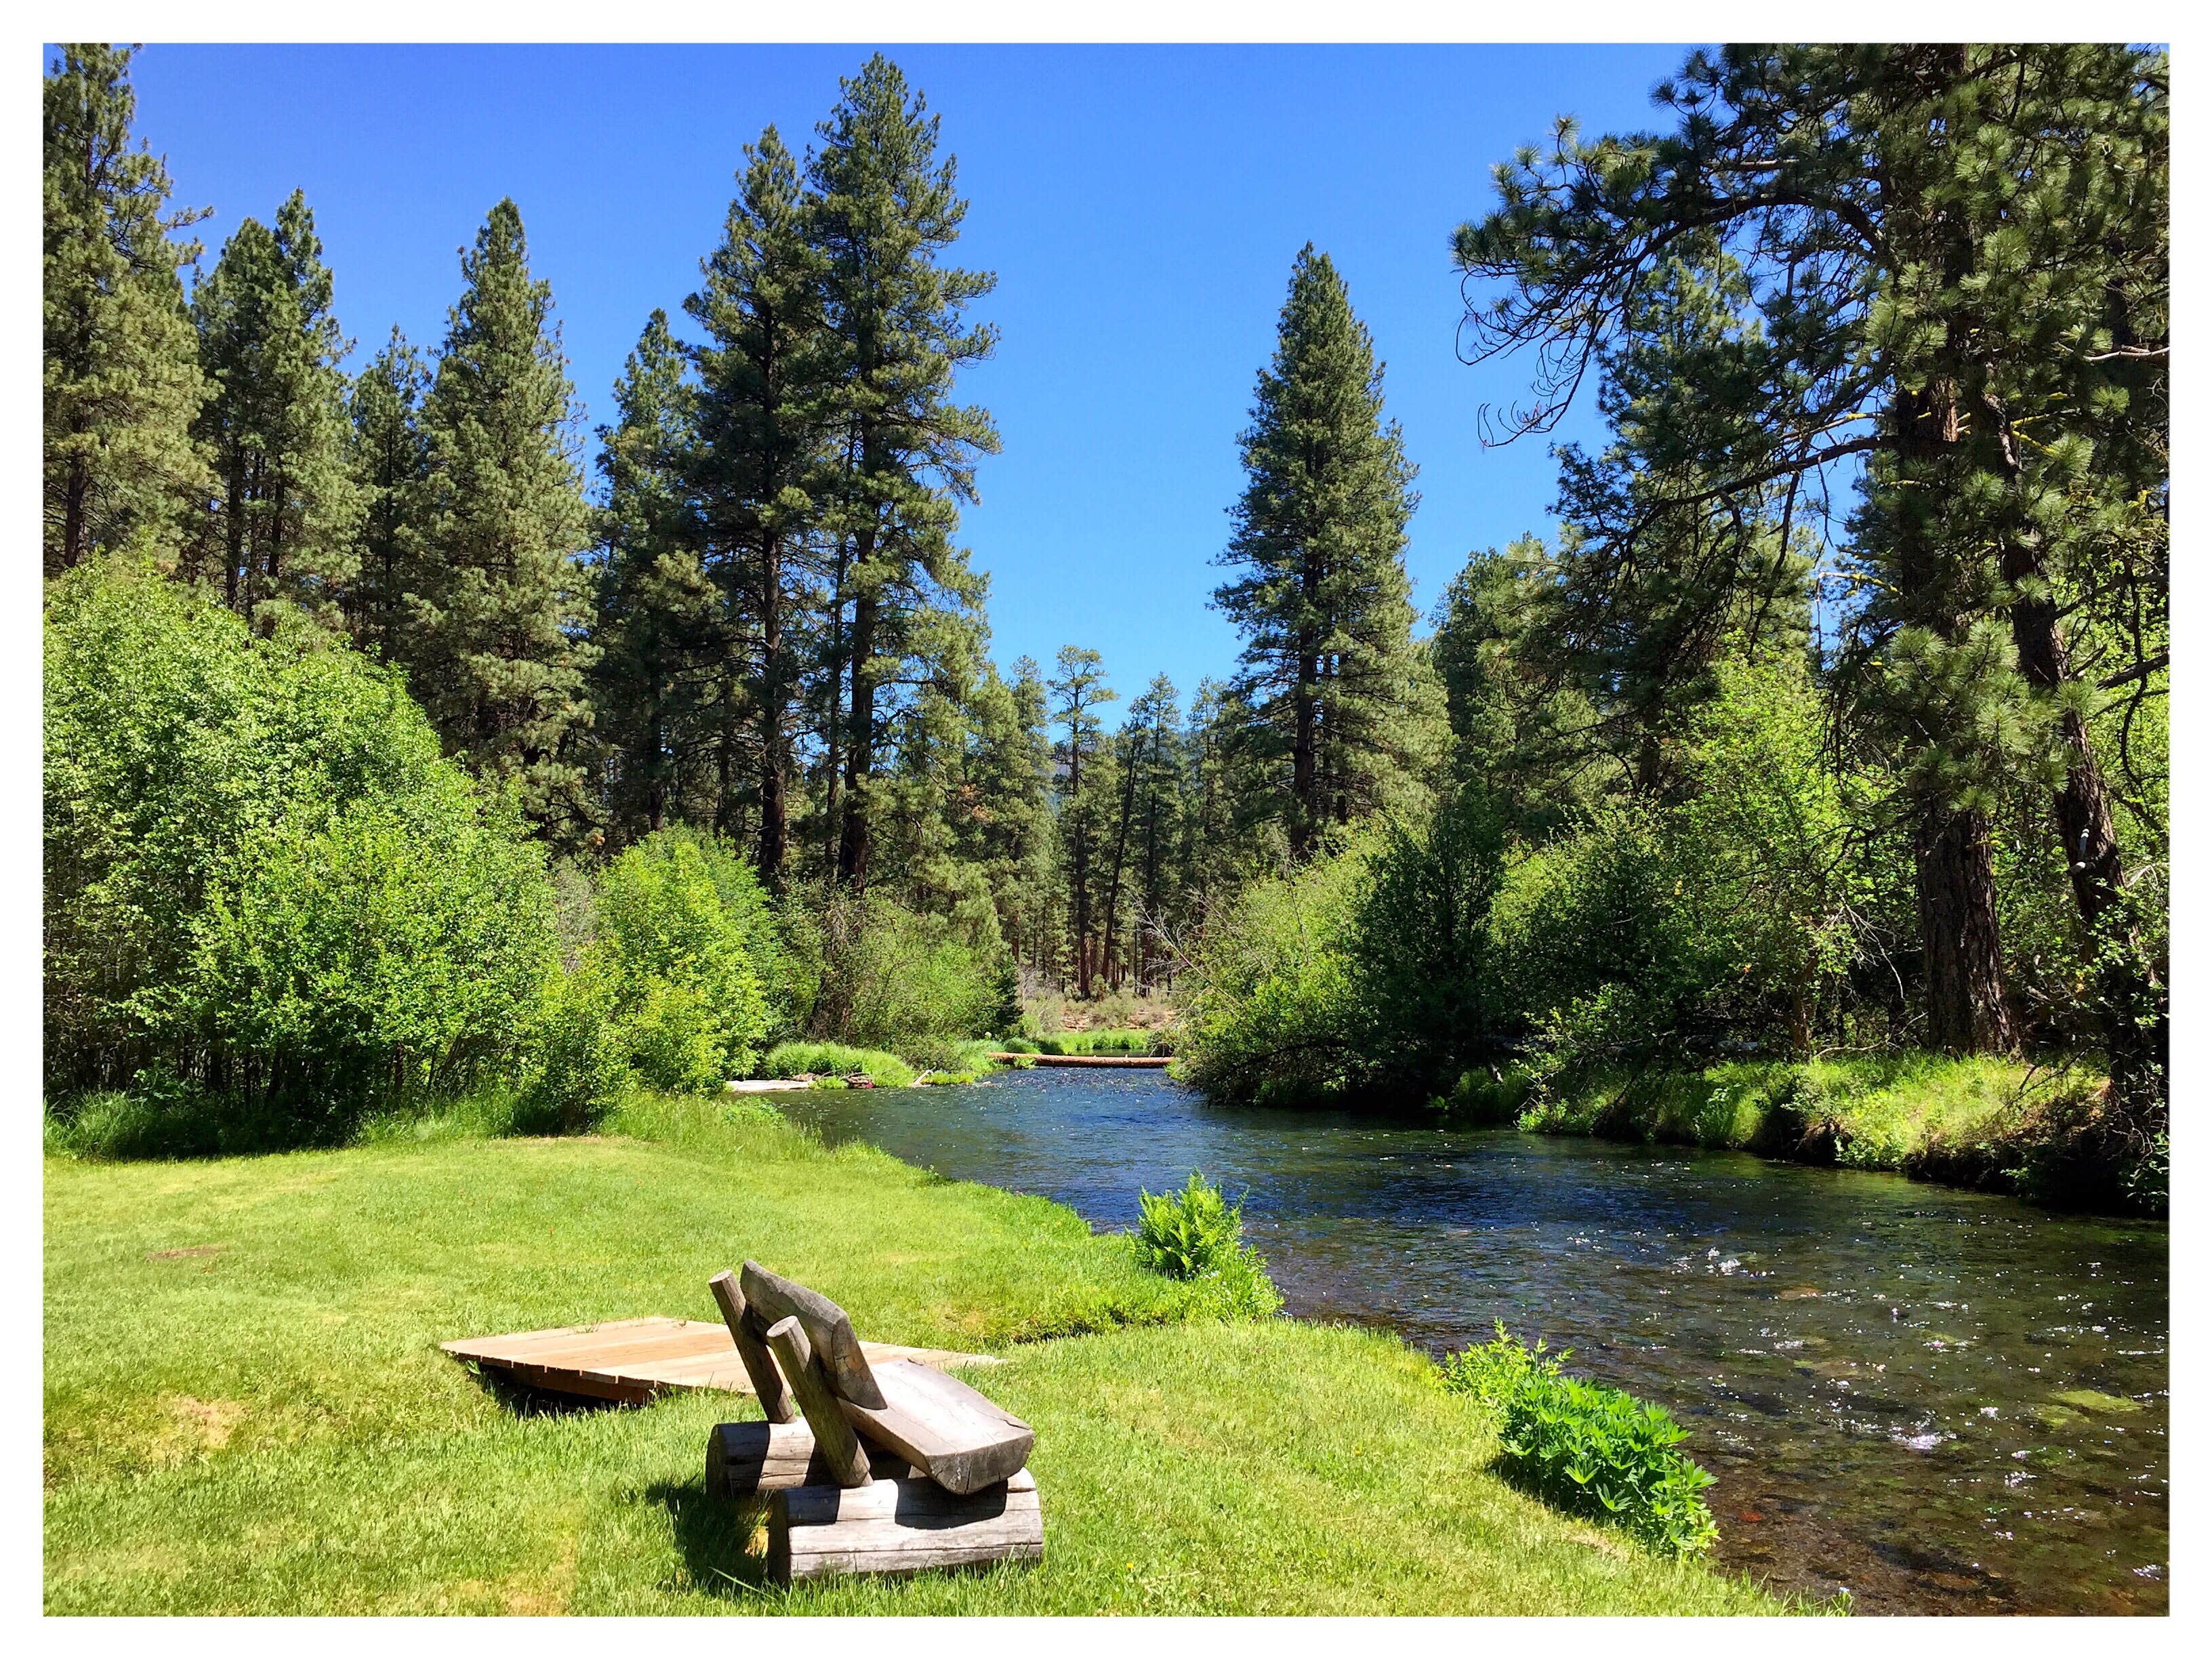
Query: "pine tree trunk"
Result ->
[[758, 541, 788, 890], [840, 578, 876, 890], [1890, 361, 2017, 1056], [2001, 541, 2165, 1115], [1913, 806, 2017, 1054], [1291, 651, 1318, 860], [60, 457, 88, 577]]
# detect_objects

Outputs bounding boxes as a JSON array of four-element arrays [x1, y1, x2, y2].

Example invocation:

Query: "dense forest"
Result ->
[[43, 45, 2167, 1206]]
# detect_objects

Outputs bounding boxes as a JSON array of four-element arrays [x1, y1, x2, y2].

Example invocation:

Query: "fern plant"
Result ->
[[1133, 1170, 1281, 1318]]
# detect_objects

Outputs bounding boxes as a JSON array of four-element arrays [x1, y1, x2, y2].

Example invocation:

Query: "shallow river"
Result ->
[[786, 1069, 2168, 1614]]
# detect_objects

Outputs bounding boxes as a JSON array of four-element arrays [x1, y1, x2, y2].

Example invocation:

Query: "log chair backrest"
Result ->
[[738, 1260, 886, 1410]]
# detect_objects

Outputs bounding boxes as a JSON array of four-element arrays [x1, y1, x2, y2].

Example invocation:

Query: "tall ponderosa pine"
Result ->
[[411, 199, 597, 842], [594, 310, 713, 838], [1048, 647, 1115, 998], [345, 327, 430, 659], [189, 189, 364, 626], [810, 55, 1000, 890], [43, 43, 211, 574], [1454, 45, 2167, 1122], [687, 127, 838, 886], [1214, 245, 1441, 861]]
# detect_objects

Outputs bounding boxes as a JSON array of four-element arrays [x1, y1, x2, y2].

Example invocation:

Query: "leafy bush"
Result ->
[[1177, 839, 1368, 1104], [787, 886, 1004, 1048], [1181, 785, 1511, 1105], [44, 555, 563, 1145], [1133, 1171, 1282, 1318], [1442, 1324, 1718, 1558], [590, 830, 772, 1090], [762, 1040, 918, 1088]]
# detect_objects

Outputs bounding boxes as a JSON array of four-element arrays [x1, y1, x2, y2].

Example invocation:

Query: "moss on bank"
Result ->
[[1467, 1053, 2152, 1214]]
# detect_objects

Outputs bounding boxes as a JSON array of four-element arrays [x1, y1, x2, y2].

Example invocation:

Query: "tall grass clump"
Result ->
[[762, 1040, 918, 1088], [1133, 1171, 1282, 1319], [1442, 1323, 1718, 1558]]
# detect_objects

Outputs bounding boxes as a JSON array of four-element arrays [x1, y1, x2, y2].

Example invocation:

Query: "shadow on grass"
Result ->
[[461, 1362, 649, 1419], [644, 1479, 778, 1602]]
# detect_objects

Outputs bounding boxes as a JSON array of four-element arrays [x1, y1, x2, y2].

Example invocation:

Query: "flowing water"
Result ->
[[785, 1069, 2168, 1614]]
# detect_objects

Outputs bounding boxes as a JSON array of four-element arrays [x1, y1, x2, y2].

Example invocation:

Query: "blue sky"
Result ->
[[123, 42, 1694, 705]]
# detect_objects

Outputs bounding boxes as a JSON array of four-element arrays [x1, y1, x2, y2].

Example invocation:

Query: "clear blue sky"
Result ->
[[122, 42, 1694, 705]]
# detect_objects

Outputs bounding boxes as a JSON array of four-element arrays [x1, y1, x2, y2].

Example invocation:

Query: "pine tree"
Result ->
[[1047, 647, 1115, 998], [593, 310, 713, 840], [687, 127, 838, 887], [43, 43, 211, 575], [345, 327, 430, 659], [411, 199, 596, 842], [189, 189, 363, 626], [958, 658, 1055, 967], [809, 55, 1000, 890], [1544, 247, 1813, 794], [1214, 245, 1441, 860], [1456, 44, 2167, 1108]]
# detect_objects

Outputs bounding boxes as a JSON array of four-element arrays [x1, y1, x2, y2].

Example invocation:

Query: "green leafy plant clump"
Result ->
[[762, 1040, 918, 1088], [1034, 1027, 1170, 1056], [1133, 1170, 1282, 1319], [1443, 1324, 1719, 1559]]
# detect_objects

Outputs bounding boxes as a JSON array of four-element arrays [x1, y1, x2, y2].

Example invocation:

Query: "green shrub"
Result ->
[[792, 886, 1004, 1048], [44, 555, 564, 1145], [1133, 1171, 1282, 1318], [762, 1040, 918, 1088], [1442, 1324, 1718, 1558], [512, 962, 629, 1132], [592, 831, 772, 1090]]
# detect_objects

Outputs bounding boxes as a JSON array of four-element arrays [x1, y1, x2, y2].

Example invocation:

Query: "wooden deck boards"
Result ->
[[443, 1317, 998, 1406]]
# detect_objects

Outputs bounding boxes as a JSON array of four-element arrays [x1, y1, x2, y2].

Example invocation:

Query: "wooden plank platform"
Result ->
[[442, 1317, 999, 1406]]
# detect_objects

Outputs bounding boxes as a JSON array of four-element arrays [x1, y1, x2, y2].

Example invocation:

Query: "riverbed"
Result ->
[[785, 1069, 2168, 1614]]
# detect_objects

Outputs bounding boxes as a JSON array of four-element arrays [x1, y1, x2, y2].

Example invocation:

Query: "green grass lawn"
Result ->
[[45, 1099, 1779, 1614]]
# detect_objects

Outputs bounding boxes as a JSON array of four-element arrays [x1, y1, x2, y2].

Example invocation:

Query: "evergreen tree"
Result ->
[[345, 327, 430, 660], [1430, 535, 1605, 840], [1214, 244, 1441, 860], [411, 199, 597, 843], [809, 54, 1000, 890], [1047, 647, 1115, 998], [1456, 44, 2167, 1115], [189, 189, 364, 626], [43, 43, 211, 575], [1179, 677, 1278, 928], [593, 310, 714, 840], [1121, 675, 1184, 991], [687, 127, 838, 886], [1544, 247, 1812, 794], [944, 658, 1054, 966]]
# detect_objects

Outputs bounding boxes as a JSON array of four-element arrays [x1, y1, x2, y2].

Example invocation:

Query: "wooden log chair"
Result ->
[[705, 1262, 1043, 1584]]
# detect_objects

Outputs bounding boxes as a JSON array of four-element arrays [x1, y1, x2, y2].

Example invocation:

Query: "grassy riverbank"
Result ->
[[1465, 1052, 2150, 1212], [45, 1095, 1779, 1615]]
